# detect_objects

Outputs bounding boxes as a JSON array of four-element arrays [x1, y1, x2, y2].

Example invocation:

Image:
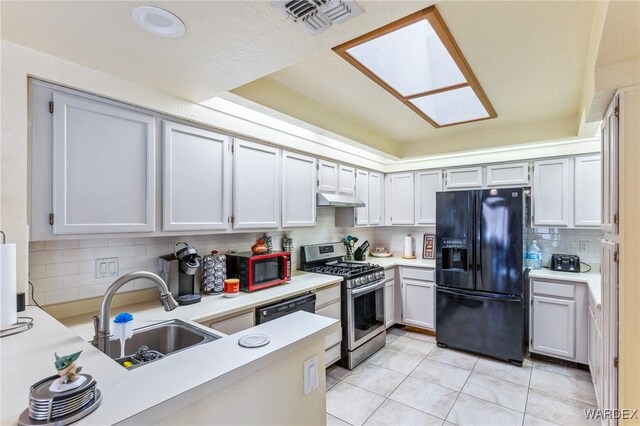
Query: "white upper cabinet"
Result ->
[[233, 139, 280, 229], [354, 169, 369, 226], [445, 166, 483, 189], [281, 151, 317, 228], [386, 173, 415, 225], [338, 164, 356, 195], [415, 170, 443, 225], [52, 92, 156, 234], [318, 160, 338, 193], [162, 121, 230, 231], [574, 154, 601, 227], [533, 158, 571, 226], [368, 172, 384, 226], [601, 95, 619, 234], [486, 162, 530, 187]]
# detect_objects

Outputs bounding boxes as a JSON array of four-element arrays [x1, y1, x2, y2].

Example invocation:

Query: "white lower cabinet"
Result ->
[[384, 278, 395, 329], [529, 278, 588, 363], [207, 310, 255, 335], [588, 302, 604, 408], [399, 267, 435, 330], [313, 283, 342, 367]]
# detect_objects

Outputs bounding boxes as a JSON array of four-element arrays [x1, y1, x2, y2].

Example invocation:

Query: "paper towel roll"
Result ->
[[0, 244, 18, 328], [403, 234, 414, 258]]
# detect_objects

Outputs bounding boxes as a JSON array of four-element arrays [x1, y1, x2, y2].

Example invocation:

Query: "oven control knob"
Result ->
[[377, 272, 384, 279], [354, 278, 360, 286], [367, 274, 374, 282]]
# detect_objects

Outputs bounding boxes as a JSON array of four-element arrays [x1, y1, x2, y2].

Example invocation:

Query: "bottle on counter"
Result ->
[[526, 240, 543, 270]]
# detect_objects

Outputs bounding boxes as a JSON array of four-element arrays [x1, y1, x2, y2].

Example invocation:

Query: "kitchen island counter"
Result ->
[[0, 270, 341, 425]]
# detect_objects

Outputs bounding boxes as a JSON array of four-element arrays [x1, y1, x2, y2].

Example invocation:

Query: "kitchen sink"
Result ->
[[108, 319, 220, 369]]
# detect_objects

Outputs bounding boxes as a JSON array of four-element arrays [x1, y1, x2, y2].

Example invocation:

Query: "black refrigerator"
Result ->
[[435, 188, 526, 365]]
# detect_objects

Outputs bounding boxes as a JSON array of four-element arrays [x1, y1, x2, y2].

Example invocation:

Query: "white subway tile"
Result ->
[[119, 257, 135, 269], [78, 261, 96, 274], [29, 241, 47, 252], [29, 265, 46, 279], [109, 238, 135, 246], [46, 262, 79, 277], [29, 250, 62, 265], [32, 292, 46, 306], [78, 283, 107, 299], [95, 246, 122, 258], [63, 273, 95, 288], [78, 239, 110, 248], [31, 277, 63, 291], [134, 279, 156, 290], [122, 245, 147, 257], [134, 237, 158, 245], [45, 240, 79, 250], [46, 288, 79, 305], [146, 244, 173, 257], [63, 248, 95, 262]]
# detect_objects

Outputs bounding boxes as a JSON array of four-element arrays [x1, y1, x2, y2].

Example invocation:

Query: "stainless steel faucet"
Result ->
[[92, 271, 179, 356]]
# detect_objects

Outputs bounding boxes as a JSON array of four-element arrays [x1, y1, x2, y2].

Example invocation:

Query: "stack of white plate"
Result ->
[[19, 374, 102, 426]]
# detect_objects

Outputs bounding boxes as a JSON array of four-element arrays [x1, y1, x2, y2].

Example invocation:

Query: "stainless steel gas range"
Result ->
[[300, 242, 386, 369]]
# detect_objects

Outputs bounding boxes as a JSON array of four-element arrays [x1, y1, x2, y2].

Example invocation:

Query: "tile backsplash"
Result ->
[[29, 210, 603, 306], [29, 208, 374, 305], [527, 227, 603, 265]]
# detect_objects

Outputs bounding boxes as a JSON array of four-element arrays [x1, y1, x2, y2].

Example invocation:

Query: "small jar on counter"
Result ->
[[223, 278, 240, 298]]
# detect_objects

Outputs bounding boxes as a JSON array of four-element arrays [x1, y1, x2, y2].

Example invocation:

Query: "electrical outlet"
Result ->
[[579, 241, 590, 253], [303, 355, 318, 395], [95, 257, 119, 279]]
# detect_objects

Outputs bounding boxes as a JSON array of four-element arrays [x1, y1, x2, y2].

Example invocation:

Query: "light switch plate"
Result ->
[[303, 355, 319, 395], [95, 257, 119, 279]]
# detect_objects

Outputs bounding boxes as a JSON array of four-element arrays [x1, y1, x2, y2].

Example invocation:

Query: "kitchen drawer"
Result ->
[[401, 267, 435, 282], [208, 310, 255, 335], [325, 343, 341, 367], [324, 328, 342, 350], [316, 301, 340, 321], [385, 268, 396, 280], [314, 283, 341, 307], [532, 280, 575, 299]]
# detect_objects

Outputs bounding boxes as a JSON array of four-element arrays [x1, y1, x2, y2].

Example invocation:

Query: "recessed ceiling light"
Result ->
[[132, 6, 185, 38], [333, 6, 496, 128]]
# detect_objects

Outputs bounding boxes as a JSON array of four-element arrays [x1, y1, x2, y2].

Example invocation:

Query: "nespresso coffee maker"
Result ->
[[158, 242, 202, 305]]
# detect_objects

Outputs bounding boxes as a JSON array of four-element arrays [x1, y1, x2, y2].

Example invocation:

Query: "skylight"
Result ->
[[333, 6, 496, 128]]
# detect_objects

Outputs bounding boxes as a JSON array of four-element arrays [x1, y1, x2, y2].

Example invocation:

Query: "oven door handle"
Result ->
[[350, 279, 385, 296]]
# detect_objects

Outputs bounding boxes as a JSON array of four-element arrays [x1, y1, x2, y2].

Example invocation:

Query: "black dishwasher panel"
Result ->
[[255, 293, 316, 324]]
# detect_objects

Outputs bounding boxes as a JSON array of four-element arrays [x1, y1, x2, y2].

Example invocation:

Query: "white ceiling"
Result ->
[[0, 1, 618, 157]]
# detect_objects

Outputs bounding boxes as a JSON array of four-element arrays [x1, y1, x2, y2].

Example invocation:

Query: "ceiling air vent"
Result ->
[[272, 0, 364, 35]]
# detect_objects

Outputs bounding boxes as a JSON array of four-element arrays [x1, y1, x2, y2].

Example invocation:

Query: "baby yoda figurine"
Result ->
[[54, 350, 83, 384]]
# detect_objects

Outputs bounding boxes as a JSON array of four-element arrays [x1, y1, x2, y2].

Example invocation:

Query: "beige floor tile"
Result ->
[[523, 414, 561, 425], [367, 347, 424, 375], [385, 333, 400, 345], [461, 370, 529, 412], [344, 363, 406, 397], [327, 413, 352, 426], [474, 357, 532, 386], [530, 369, 597, 405], [533, 359, 592, 382], [426, 347, 479, 371], [389, 335, 437, 357], [403, 330, 437, 343], [410, 359, 471, 391], [447, 393, 524, 426], [389, 376, 458, 419], [523, 357, 534, 367], [364, 399, 443, 426], [327, 364, 352, 380], [526, 388, 598, 425], [327, 382, 385, 426], [327, 374, 340, 391]]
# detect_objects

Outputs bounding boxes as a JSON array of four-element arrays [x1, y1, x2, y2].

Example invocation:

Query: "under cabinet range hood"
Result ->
[[317, 192, 365, 207]]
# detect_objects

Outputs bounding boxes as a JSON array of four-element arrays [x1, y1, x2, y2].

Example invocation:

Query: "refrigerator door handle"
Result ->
[[437, 286, 521, 302]]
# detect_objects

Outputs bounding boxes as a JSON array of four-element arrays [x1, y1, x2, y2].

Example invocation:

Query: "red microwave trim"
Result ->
[[246, 252, 291, 292]]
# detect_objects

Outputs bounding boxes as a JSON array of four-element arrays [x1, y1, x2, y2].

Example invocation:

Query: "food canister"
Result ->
[[224, 278, 240, 298]]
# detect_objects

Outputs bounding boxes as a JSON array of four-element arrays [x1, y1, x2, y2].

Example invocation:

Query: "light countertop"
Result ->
[[529, 267, 602, 307], [365, 256, 435, 269], [0, 272, 341, 425]]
